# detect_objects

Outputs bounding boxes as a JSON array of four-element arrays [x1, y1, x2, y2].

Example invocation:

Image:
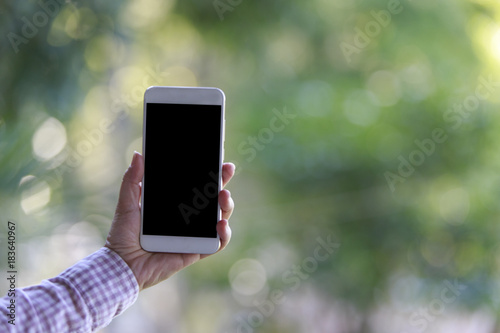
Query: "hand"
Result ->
[[105, 152, 235, 291]]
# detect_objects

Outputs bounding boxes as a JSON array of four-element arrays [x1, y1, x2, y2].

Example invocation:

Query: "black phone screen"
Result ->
[[142, 103, 222, 238]]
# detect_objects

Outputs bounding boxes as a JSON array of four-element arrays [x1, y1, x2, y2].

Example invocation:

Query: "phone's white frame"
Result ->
[[140, 86, 225, 254]]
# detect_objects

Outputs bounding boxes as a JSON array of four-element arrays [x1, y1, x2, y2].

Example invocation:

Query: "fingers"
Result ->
[[216, 219, 231, 251], [219, 189, 234, 221], [116, 152, 144, 215], [214, 166, 234, 254], [200, 218, 231, 259], [124, 151, 144, 183], [222, 162, 235, 188]]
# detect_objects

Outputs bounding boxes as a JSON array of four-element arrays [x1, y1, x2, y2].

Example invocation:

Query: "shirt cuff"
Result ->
[[56, 247, 139, 331]]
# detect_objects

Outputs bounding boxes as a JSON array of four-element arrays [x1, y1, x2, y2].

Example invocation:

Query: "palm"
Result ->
[[105, 153, 235, 290]]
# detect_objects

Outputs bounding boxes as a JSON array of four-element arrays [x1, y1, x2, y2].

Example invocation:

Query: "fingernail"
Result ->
[[131, 151, 140, 166]]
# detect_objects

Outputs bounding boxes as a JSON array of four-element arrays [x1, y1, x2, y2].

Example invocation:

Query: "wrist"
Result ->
[[104, 243, 145, 290]]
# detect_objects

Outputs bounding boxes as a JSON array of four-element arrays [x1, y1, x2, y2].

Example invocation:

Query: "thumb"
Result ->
[[116, 151, 144, 216]]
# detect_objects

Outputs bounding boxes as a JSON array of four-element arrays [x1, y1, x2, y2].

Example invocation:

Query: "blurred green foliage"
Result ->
[[1, 0, 500, 331]]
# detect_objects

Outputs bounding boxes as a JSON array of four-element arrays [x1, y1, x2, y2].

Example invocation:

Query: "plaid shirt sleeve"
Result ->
[[0, 247, 139, 333]]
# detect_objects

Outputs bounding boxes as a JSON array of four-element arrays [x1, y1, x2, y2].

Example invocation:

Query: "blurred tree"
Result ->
[[1, 0, 500, 331]]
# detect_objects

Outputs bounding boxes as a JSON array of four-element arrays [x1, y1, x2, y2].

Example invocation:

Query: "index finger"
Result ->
[[222, 163, 235, 188]]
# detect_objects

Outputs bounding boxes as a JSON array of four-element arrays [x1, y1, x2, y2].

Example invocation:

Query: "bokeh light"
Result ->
[[19, 176, 51, 215], [2, 0, 500, 332], [32, 117, 67, 161]]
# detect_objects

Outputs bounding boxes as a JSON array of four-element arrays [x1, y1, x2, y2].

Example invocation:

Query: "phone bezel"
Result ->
[[140, 86, 225, 254]]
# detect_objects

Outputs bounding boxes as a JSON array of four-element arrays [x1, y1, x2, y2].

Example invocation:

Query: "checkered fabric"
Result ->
[[0, 247, 139, 332]]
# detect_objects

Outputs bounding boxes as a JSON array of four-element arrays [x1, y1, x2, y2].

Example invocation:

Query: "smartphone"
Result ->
[[140, 86, 225, 254]]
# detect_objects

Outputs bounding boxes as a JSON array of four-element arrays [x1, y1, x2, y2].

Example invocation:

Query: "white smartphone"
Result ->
[[140, 86, 225, 254]]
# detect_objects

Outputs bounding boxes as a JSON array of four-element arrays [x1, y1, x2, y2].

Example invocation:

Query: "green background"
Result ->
[[1, 0, 500, 331]]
